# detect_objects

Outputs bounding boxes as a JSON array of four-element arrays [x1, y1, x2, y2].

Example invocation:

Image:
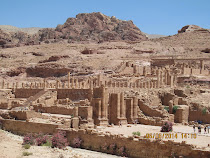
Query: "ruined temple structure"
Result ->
[[0, 59, 209, 129], [0, 58, 209, 158]]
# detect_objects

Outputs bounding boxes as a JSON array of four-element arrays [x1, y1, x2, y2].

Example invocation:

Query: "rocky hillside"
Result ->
[[152, 25, 210, 54], [0, 12, 147, 48]]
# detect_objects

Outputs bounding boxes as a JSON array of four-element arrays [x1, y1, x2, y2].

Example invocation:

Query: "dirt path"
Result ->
[[0, 130, 23, 158]]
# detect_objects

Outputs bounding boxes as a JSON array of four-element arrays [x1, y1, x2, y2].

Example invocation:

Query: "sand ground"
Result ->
[[0, 130, 121, 158]]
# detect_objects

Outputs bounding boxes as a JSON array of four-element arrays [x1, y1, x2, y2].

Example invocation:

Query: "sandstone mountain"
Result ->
[[0, 12, 148, 48], [39, 12, 147, 42]]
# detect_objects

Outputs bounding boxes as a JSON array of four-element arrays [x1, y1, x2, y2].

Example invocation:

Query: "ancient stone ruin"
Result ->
[[0, 12, 210, 158]]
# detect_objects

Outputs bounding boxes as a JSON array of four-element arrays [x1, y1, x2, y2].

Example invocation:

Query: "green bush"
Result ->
[[23, 144, 31, 149], [173, 106, 179, 114], [132, 131, 141, 136], [22, 152, 33, 156], [164, 106, 169, 112], [42, 140, 52, 147], [186, 85, 190, 89], [202, 107, 207, 115]]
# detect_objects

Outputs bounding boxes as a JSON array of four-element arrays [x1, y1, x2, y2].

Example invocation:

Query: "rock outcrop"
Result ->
[[178, 25, 208, 33], [38, 12, 148, 43]]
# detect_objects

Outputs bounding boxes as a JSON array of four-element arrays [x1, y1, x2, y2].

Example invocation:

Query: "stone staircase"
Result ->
[[22, 90, 50, 107]]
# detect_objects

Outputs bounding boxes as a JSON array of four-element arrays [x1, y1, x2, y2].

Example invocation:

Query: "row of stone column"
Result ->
[[104, 80, 159, 89]]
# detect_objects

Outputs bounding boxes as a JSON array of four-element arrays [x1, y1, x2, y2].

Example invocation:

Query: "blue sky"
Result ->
[[0, 0, 209, 35]]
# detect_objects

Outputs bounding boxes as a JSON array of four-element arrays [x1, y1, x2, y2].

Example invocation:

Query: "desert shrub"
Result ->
[[100, 143, 109, 152], [132, 131, 141, 136], [23, 144, 31, 149], [164, 106, 169, 112], [22, 151, 33, 156], [117, 146, 128, 157], [35, 133, 48, 146], [109, 143, 117, 154], [161, 121, 173, 132], [23, 133, 35, 145], [51, 130, 69, 149], [172, 106, 179, 114], [202, 107, 207, 115], [71, 137, 82, 148]]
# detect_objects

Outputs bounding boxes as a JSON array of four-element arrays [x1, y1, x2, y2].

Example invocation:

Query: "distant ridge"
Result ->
[[0, 25, 165, 39], [144, 33, 166, 39], [0, 25, 42, 35]]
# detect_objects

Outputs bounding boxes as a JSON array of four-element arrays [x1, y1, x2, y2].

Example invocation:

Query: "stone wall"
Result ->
[[13, 89, 43, 98], [1, 119, 61, 135], [63, 128, 210, 158], [138, 100, 166, 118], [57, 89, 92, 101], [33, 104, 77, 116], [0, 99, 8, 109], [1, 118, 209, 158], [189, 109, 210, 124], [9, 110, 43, 120]]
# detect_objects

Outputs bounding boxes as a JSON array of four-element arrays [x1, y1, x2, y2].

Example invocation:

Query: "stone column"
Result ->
[[75, 78, 78, 89], [160, 71, 163, 87], [101, 85, 107, 119], [165, 70, 168, 85], [109, 93, 120, 125], [90, 80, 93, 89], [125, 98, 134, 123], [134, 65, 137, 74], [44, 79, 47, 89], [133, 97, 138, 120], [170, 75, 174, 88], [81, 82, 85, 89], [156, 69, 160, 88], [150, 80, 153, 89], [93, 98, 102, 119], [56, 80, 58, 89], [120, 92, 126, 118], [169, 100, 173, 114], [143, 66, 146, 76], [68, 72, 70, 88], [143, 82, 146, 88], [1, 80, 5, 89], [105, 81, 107, 87], [200, 60, 204, 74], [16, 82, 18, 89], [124, 82, 127, 88], [140, 82, 143, 88], [97, 74, 101, 87], [72, 76, 75, 89]]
